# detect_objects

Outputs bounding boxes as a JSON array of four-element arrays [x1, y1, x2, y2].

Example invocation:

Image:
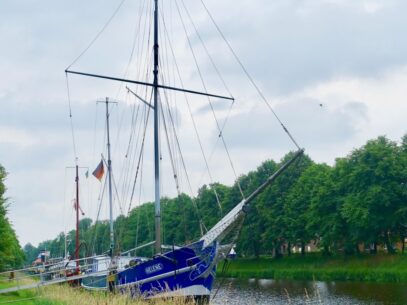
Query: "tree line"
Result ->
[[0, 165, 24, 271], [24, 134, 407, 264]]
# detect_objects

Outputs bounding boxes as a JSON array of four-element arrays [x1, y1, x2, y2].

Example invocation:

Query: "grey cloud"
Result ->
[[221, 98, 369, 151], [189, 0, 407, 95], [195, 99, 231, 115]]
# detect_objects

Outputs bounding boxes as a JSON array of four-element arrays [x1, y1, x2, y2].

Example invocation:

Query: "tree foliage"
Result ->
[[24, 134, 407, 262], [0, 165, 24, 271]]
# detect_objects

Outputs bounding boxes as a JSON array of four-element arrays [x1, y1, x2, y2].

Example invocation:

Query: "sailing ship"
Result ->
[[64, 0, 304, 303], [0, 0, 303, 303]]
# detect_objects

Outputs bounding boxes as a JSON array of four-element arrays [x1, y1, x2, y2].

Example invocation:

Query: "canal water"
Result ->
[[211, 278, 407, 305]]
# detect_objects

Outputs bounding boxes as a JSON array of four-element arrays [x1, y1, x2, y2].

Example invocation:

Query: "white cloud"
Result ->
[[301, 65, 407, 140], [0, 127, 38, 148]]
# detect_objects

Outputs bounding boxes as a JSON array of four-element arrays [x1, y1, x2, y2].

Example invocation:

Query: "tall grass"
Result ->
[[0, 277, 197, 305], [39, 285, 197, 305]]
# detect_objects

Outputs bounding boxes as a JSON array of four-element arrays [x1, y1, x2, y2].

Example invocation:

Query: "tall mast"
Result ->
[[65, 0, 233, 255], [105, 97, 115, 257], [75, 164, 80, 271], [153, 0, 161, 254]]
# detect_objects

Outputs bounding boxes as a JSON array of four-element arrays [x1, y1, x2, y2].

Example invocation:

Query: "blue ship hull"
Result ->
[[116, 240, 217, 299]]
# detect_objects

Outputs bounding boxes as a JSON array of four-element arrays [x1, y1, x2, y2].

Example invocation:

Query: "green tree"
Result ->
[[339, 136, 404, 254], [23, 243, 38, 265], [237, 160, 277, 257], [31, 134, 407, 260], [0, 165, 24, 270], [285, 163, 324, 255], [259, 153, 312, 257], [305, 164, 345, 254], [394, 134, 407, 252]]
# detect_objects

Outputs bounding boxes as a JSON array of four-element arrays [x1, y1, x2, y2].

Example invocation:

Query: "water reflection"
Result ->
[[211, 278, 407, 305]]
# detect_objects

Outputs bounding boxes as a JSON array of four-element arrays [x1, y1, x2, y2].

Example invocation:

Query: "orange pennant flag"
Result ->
[[92, 160, 104, 181]]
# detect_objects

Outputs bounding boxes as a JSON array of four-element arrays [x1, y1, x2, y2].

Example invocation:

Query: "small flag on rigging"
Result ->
[[92, 160, 104, 181]]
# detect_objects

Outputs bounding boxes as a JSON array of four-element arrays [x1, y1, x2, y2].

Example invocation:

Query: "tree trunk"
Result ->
[[373, 242, 377, 254], [301, 241, 305, 256], [355, 243, 360, 254], [322, 245, 331, 256], [274, 244, 283, 259], [384, 233, 396, 254], [287, 242, 292, 256], [401, 235, 405, 254], [253, 240, 260, 259]]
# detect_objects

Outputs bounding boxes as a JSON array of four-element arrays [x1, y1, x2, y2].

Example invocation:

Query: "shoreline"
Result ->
[[218, 254, 407, 283]]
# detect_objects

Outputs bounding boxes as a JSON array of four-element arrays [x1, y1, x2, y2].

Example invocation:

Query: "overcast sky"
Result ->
[[1, 0, 406, 248]]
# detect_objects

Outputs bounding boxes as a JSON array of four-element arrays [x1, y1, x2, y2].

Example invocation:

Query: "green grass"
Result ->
[[219, 253, 407, 282], [0, 279, 57, 305]]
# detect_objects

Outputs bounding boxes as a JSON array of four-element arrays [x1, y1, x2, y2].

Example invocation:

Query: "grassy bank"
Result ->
[[0, 278, 42, 305], [219, 253, 407, 283], [0, 279, 196, 305]]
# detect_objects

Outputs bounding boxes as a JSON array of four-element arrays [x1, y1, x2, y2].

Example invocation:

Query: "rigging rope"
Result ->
[[66, 0, 128, 70], [114, 0, 147, 99], [174, 0, 245, 200], [116, 99, 149, 251], [124, 101, 146, 210], [119, 100, 142, 211], [158, 5, 182, 185], [134, 151, 145, 252], [122, 1, 153, 215], [91, 175, 108, 255], [127, 91, 153, 215], [161, 76, 189, 237], [159, 94, 181, 194], [121, 70, 152, 213], [179, 0, 232, 98], [178, 0, 238, 193], [110, 1, 149, 192], [65, 75, 78, 164], [160, 10, 223, 211], [119, 4, 153, 217], [199, 0, 301, 150], [111, 169, 124, 216], [157, 87, 207, 235], [157, 15, 189, 242]]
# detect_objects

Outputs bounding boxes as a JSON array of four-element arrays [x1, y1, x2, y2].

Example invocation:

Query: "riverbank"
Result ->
[[0, 279, 196, 305], [219, 253, 407, 283], [0, 279, 41, 305]]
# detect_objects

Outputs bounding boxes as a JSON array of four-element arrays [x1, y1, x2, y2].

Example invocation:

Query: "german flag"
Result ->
[[92, 160, 104, 181]]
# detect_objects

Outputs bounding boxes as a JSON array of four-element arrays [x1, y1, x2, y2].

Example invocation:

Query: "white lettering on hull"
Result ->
[[145, 263, 163, 274]]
